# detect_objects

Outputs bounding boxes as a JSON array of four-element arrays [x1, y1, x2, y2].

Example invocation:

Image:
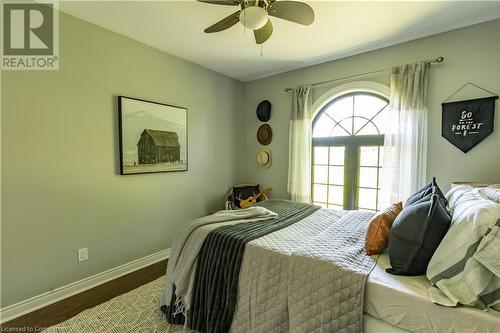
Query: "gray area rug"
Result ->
[[43, 277, 185, 333]]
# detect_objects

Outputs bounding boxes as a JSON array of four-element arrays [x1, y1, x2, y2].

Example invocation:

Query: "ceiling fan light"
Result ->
[[239, 6, 268, 30]]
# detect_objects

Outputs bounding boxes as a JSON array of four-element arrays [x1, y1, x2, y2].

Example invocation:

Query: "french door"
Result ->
[[311, 134, 384, 211]]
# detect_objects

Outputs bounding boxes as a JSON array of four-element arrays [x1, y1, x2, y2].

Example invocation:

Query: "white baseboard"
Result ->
[[0, 248, 170, 324]]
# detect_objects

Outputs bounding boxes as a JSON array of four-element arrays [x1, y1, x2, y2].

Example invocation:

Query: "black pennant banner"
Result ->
[[442, 96, 497, 153]]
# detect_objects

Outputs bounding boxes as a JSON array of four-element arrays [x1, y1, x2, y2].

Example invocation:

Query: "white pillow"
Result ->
[[445, 185, 474, 212], [427, 189, 500, 308], [446, 184, 500, 211], [478, 185, 500, 203]]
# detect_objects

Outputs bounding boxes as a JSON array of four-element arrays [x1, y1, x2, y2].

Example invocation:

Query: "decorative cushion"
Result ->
[[405, 181, 432, 206], [364, 202, 403, 255], [232, 184, 261, 208], [405, 177, 446, 207], [410, 189, 447, 208], [387, 193, 451, 275]]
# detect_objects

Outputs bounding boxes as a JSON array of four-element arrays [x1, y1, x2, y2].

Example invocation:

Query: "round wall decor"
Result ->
[[256, 100, 272, 122], [257, 124, 272, 145], [256, 149, 272, 168]]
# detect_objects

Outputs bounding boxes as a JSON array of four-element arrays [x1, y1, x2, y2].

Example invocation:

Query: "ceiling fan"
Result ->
[[198, 0, 314, 44]]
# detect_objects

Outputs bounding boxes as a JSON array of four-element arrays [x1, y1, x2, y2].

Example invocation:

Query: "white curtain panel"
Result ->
[[287, 85, 313, 202], [380, 62, 430, 205]]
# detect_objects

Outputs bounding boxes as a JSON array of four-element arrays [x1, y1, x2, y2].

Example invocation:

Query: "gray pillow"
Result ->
[[410, 186, 448, 208], [405, 177, 446, 207], [405, 180, 433, 206], [387, 194, 451, 276]]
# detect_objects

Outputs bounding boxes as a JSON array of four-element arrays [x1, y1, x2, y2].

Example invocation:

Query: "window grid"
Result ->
[[312, 92, 388, 211], [353, 104, 388, 136], [314, 164, 344, 167], [312, 147, 346, 208], [314, 182, 344, 187], [357, 147, 383, 211], [358, 148, 383, 211]]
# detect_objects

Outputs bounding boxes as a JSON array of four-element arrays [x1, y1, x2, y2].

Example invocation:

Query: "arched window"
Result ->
[[312, 92, 389, 211]]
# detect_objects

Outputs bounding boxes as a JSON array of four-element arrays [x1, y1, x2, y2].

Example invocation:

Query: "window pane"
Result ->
[[314, 202, 328, 208], [359, 167, 378, 188], [354, 94, 388, 120], [372, 105, 391, 134], [325, 95, 353, 124], [360, 146, 379, 166], [313, 114, 335, 138], [330, 125, 350, 137], [337, 118, 353, 135], [355, 120, 379, 136], [329, 146, 345, 165], [313, 165, 328, 183], [329, 166, 344, 185], [378, 167, 384, 187], [313, 184, 327, 202], [328, 204, 343, 210], [377, 189, 390, 211], [328, 185, 343, 206], [358, 188, 377, 210], [353, 117, 368, 135], [314, 147, 329, 164]]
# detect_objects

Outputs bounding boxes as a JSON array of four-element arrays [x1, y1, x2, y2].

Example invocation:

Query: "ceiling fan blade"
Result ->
[[254, 19, 273, 44], [197, 0, 239, 5], [268, 1, 314, 25], [204, 11, 241, 33]]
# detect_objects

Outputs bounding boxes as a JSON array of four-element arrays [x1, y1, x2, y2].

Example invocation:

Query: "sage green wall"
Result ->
[[239, 19, 500, 199], [1, 13, 243, 307]]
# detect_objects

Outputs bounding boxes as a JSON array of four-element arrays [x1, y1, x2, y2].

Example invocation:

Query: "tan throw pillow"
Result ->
[[365, 202, 403, 255]]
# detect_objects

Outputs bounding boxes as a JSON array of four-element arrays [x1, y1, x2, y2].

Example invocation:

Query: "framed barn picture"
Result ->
[[118, 96, 187, 175]]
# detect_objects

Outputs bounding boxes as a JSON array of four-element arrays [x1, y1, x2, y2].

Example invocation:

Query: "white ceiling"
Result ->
[[59, 1, 500, 82]]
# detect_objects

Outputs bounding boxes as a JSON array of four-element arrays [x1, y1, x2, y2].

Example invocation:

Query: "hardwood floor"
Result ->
[[1, 259, 167, 332]]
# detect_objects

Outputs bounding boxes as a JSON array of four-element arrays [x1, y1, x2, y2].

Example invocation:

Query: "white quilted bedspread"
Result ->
[[231, 209, 376, 333]]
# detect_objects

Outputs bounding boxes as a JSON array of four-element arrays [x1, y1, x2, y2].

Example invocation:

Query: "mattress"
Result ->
[[365, 253, 500, 333]]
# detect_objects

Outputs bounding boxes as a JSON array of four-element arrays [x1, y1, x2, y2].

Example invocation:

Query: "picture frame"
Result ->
[[118, 96, 188, 175]]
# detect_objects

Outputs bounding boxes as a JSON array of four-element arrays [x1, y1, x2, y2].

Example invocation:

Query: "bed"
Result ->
[[160, 199, 500, 333]]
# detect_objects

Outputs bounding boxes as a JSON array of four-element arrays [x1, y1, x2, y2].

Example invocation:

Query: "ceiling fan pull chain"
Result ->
[[260, 44, 263, 58]]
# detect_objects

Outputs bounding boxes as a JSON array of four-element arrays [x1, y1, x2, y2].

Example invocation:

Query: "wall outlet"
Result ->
[[78, 247, 88, 262]]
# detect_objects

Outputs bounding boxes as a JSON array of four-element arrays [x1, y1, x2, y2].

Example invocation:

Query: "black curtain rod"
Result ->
[[284, 56, 444, 92]]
